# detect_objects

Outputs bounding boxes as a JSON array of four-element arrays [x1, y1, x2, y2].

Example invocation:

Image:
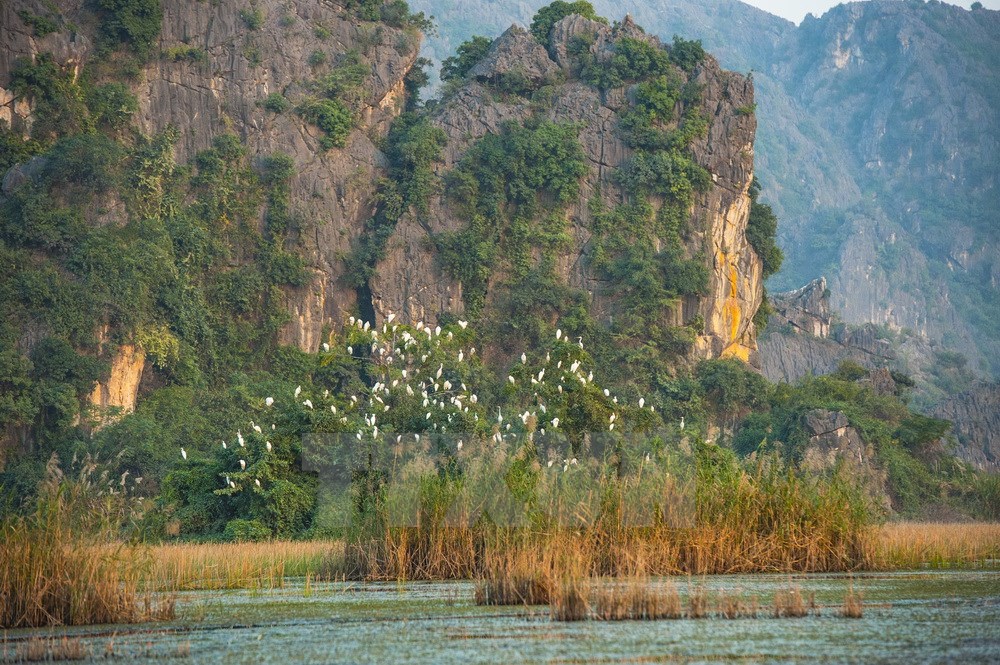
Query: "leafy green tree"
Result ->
[[96, 0, 163, 56], [530, 1, 606, 43], [440, 35, 492, 83], [746, 178, 783, 278]]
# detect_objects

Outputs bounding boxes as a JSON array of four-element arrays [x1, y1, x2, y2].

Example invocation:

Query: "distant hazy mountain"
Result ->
[[412, 0, 1000, 376]]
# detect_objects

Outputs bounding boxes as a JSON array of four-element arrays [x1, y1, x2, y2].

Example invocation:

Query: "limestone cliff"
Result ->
[[760, 279, 1000, 471], [2, 4, 765, 444], [370, 16, 763, 363], [1, 0, 419, 421]]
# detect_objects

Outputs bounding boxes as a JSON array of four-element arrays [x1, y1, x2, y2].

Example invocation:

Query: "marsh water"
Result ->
[[4, 570, 999, 663]]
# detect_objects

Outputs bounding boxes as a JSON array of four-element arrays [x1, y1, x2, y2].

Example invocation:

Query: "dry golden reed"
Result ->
[[876, 522, 1000, 568], [842, 582, 863, 618], [147, 540, 342, 590], [0, 461, 174, 629]]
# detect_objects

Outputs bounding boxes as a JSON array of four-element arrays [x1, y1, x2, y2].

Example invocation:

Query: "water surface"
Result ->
[[4, 571, 999, 663]]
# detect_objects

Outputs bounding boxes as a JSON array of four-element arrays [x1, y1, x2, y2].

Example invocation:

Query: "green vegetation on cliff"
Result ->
[[0, 0, 992, 541]]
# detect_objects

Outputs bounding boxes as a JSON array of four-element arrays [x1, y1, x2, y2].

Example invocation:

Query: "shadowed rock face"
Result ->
[[372, 15, 764, 364], [933, 384, 1000, 471]]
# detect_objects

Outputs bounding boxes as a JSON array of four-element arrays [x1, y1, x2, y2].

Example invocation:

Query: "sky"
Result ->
[[743, 0, 1000, 23]]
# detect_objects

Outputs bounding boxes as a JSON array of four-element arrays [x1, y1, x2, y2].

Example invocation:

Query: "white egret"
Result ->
[[322, 342, 330, 352], [266, 441, 272, 452], [680, 416, 685, 430], [265, 397, 274, 407], [508, 375, 515, 386], [556, 329, 562, 340], [222, 440, 227, 449], [239, 459, 246, 470], [181, 447, 187, 460], [348, 345, 353, 354], [638, 397, 645, 409], [303, 399, 313, 409], [521, 352, 527, 364], [458, 320, 468, 329], [294, 385, 302, 398]]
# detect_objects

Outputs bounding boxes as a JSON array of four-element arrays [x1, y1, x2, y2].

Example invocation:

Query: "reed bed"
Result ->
[[0, 462, 174, 629], [340, 449, 878, 581], [547, 578, 826, 622], [1, 636, 87, 663], [876, 522, 1000, 568], [147, 540, 343, 591], [842, 583, 863, 618]]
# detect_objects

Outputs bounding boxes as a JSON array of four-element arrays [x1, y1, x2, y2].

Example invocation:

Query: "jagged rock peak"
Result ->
[[467, 25, 560, 85], [771, 277, 831, 338]]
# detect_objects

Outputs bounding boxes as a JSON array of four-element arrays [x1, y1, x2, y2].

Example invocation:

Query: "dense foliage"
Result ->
[[529, 1, 607, 43], [437, 119, 587, 316], [440, 35, 493, 83]]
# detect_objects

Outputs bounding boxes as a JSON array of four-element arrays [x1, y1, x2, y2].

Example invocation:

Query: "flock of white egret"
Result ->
[[180, 313, 678, 493]]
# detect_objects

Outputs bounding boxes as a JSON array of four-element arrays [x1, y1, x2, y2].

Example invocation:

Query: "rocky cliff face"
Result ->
[[2, 0, 419, 419], [759, 278, 895, 383], [371, 17, 763, 363], [760, 279, 1000, 471], [411, 0, 1000, 379], [932, 384, 1000, 471]]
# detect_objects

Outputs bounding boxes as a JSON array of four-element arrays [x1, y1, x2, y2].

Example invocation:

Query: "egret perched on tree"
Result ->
[[458, 320, 468, 329], [253, 423, 262, 434], [255, 479, 261, 487], [222, 440, 227, 449], [239, 459, 246, 470], [294, 386, 302, 398], [265, 397, 274, 407], [181, 447, 187, 460], [303, 399, 313, 409], [238, 431, 245, 447], [348, 346, 353, 354], [508, 375, 515, 386], [551, 417, 560, 428], [322, 342, 330, 352], [521, 352, 527, 364], [639, 397, 645, 409], [680, 416, 685, 431], [556, 329, 562, 340], [266, 441, 272, 452]]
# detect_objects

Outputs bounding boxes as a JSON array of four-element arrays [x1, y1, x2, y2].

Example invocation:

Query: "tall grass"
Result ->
[[148, 541, 342, 590], [337, 445, 877, 581], [876, 522, 1000, 568], [0, 458, 173, 629]]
